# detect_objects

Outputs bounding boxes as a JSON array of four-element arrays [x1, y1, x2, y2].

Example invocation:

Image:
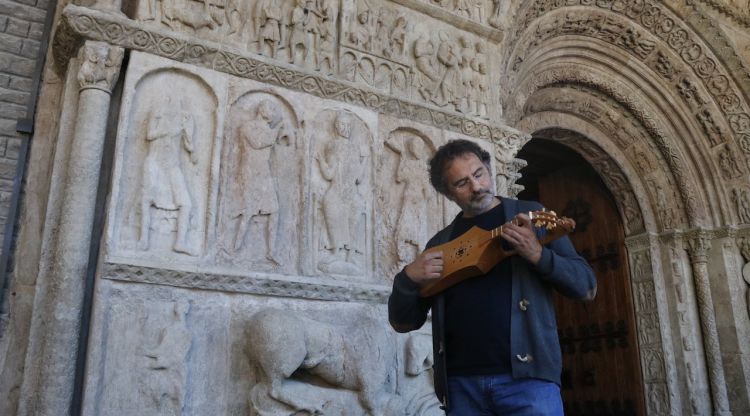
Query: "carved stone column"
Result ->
[[19, 41, 124, 416], [686, 231, 732, 416]]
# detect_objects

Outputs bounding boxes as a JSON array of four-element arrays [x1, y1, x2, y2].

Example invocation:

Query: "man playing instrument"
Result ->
[[388, 139, 596, 415]]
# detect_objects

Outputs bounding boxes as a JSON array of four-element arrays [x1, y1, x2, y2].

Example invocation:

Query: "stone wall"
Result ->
[[0, 0, 46, 255]]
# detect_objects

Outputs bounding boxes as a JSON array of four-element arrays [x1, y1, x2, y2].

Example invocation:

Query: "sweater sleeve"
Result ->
[[388, 269, 433, 332], [387, 234, 444, 333], [531, 202, 597, 301]]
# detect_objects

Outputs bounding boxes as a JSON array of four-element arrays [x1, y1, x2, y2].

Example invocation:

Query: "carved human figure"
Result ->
[[232, 100, 290, 262], [350, 10, 373, 51], [306, 0, 325, 58], [732, 188, 750, 223], [316, 0, 336, 73], [317, 113, 366, 268], [140, 301, 192, 416], [719, 146, 743, 179], [458, 37, 474, 114], [288, 0, 310, 65], [386, 135, 431, 264], [257, 0, 282, 58], [435, 32, 461, 110], [697, 110, 723, 147], [390, 16, 407, 57], [374, 9, 393, 57], [489, 0, 505, 28], [473, 41, 489, 118], [225, 0, 242, 35], [414, 35, 439, 102], [138, 100, 198, 256]]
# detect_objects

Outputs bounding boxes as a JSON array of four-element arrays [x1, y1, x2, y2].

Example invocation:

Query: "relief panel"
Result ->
[[309, 108, 374, 278], [375, 122, 443, 279], [108, 55, 225, 263], [84, 285, 232, 416], [216, 90, 304, 274]]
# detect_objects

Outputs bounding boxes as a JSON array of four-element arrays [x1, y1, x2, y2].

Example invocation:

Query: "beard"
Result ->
[[458, 188, 496, 217]]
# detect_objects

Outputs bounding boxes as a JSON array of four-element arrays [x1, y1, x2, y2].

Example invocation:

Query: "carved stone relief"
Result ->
[[509, 0, 750, 168], [93, 299, 194, 415], [59, 5, 515, 143], [647, 178, 680, 230], [646, 382, 670, 415], [112, 67, 218, 259], [217, 91, 303, 273], [717, 144, 744, 180], [731, 187, 750, 224], [139, 300, 192, 415], [412, 31, 489, 117], [311, 109, 373, 277], [245, 307, 441, 415], [376, 126, 440, 278], [135, 0, 343, 75]]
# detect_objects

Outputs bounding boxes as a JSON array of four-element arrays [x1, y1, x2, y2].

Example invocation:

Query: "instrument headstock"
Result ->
[[528, 210, 576, 233]]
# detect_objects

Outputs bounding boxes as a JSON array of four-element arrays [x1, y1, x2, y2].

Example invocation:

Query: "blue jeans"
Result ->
[[446, 374, 563, 415]]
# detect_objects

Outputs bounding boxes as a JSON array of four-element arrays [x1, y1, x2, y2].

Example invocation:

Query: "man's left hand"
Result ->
[[502, 213, 543, 265]]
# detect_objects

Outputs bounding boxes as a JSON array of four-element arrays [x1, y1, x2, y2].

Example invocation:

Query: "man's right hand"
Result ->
[[404, 250, 444, 286]]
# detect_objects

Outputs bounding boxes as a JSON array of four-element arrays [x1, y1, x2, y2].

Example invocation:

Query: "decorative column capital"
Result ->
[[738, 237, 750, 262], [686, 230, 712, 264], [77, 41, 124, 93]]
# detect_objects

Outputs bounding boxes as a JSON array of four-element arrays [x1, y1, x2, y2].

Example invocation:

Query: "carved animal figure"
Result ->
[[247, 308, 397, 415]]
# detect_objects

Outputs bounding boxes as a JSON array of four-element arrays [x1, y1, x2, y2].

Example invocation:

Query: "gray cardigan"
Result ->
[[388, 197, 597, 410]]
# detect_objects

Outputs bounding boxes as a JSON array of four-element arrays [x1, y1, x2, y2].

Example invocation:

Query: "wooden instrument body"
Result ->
[[420, 226, 512, 297], [418, 211, 574, 297]]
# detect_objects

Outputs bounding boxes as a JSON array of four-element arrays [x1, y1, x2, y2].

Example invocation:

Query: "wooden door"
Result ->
[[518, 141, 645, 416]]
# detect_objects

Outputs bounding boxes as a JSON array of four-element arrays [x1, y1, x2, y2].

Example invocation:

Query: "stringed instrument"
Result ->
[[418, 210, 575, 297]]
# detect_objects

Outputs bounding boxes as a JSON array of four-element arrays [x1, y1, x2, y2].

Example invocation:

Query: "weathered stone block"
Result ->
[[27, 21, 42, 39], [5, 17, 28, 37], [0, 117, 16, 136], [8, 75, 30, 91], [13, 0, 36, 7], [0, 51, 34, 75], [0, 86, 29, 105], [0, 159, 16, 178], [0, 101, 24, 119], [5, 137, 20, 158], [0, 0, 46, 23], [0, 33, 21, 54], [20, 38, 38, 58]]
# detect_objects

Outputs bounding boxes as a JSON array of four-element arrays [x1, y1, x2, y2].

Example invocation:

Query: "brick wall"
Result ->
[[0, 0, 48, 250]]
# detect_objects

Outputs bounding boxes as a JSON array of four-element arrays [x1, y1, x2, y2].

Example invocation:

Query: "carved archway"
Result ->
[[503, 1, 750, 414]]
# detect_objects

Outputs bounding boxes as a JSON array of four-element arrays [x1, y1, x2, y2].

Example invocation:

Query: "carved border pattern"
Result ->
[[101, 263, 392, 303], [53, 5, 520, 143], [693, 0, 750, 29], [628, 247, 672, 414], [515, 66, 702, 227], [624, 231, 655, 250], [510, 1, 750, 160]]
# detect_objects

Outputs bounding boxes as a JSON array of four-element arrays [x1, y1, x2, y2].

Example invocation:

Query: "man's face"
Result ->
[[443, 152, 495, 217]]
